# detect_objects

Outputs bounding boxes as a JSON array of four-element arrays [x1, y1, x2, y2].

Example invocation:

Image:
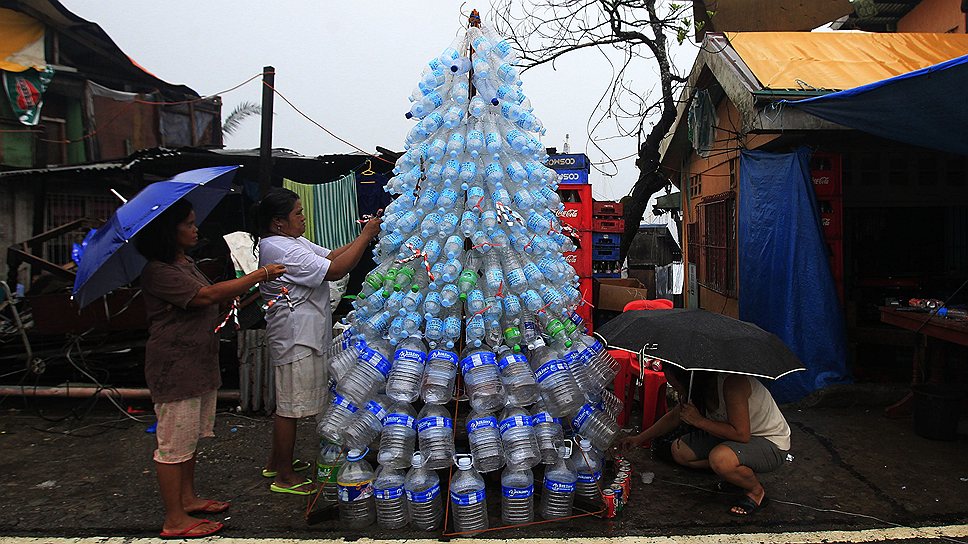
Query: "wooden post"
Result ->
[[258, 66, 275, 199]]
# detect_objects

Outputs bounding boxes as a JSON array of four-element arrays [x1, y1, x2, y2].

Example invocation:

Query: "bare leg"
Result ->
[[270, 414, 311, 488], [179, 454, 228, 513], [707, 445, 765, 514], [671, 438, 711, 470], [157, 461, 220, 535]]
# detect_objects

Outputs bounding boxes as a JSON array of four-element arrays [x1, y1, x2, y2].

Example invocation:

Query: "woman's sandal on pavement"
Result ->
[[269, 479, 316, 495], [729, 495, 768, 515], [159, 519, 224, 539], [261, 459, 312, 478]]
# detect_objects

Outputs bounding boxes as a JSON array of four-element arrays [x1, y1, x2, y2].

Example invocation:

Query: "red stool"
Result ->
[[610, 349, 668, 442]]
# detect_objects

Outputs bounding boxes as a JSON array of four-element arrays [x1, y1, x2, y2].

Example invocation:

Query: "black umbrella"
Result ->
[[596, 308, 805, 383]]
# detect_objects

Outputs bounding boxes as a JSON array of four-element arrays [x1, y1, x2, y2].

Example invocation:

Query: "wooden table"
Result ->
[[879, 306, 968, 417]]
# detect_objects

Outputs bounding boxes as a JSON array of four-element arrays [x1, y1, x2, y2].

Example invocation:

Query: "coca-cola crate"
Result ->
[[817, 197, 843, 239], [591, 232, 621, 247], [592, 217, 624, 233], [593, 245, 620, 261], [557, 184, 592, 231], [564, 230, 592, 277], [575, 277, 593, 332], [593, 200, 623, 217], [811, 152, 842, 197], [826, 239, 843, 281]]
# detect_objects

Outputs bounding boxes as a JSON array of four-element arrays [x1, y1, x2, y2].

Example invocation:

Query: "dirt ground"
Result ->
[[0, 385, 966, 540]]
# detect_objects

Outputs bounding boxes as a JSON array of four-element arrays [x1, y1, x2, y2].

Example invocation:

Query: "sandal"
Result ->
[[269, 479, 317, 496], [729, 495, 768, 516], [159, 519, 224, 539], [186, 499, 230, 515], [261, 458, 313, 478]]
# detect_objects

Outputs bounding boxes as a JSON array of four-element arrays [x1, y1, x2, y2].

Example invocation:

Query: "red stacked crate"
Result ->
[[552, 153, 593, 331], [811, 152, 844, 304], [591, 199, 624, 278]]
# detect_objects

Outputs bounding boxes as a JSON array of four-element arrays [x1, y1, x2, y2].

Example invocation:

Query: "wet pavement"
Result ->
[[0, 384, 965, 540]]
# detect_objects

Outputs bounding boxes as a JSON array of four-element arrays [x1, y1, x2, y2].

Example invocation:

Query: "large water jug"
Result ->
[[386, 336, 427, 402], [539, 445, 577, 520], [498, 405, 541, 470], [378, 402, 417, 469], [460, 346, 507, 412], [336, 448, 376, 529], [500, 466, 534, 525], [373, 464, 410, 529], [466, 409, 506, 473], [416, 403, 455, 470], [405, 451, 443, 531], [450, 455, 488, 532], [573, 438, 603, 503]]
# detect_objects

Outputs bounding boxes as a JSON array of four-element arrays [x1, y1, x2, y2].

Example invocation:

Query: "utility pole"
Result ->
[[258, 66, 275, 198]]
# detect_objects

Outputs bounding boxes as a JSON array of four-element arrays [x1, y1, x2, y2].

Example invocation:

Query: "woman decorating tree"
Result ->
[[136, 198, 286, 538], [256, 187, 382, 495]]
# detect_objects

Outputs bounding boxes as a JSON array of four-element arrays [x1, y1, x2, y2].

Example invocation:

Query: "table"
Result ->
[[878, 306, 968, 417]]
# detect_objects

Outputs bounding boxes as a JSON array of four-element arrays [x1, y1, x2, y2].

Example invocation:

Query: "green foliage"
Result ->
[[221, 101, 262, 136]]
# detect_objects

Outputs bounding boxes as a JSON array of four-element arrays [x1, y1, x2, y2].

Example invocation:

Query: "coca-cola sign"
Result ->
[[813, 176, 830, 186], [564, 254, 577, 263], [557, 208, 579, 218]]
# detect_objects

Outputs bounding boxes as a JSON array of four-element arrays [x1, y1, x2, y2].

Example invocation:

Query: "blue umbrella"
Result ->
[[72, 165, 240, 308]]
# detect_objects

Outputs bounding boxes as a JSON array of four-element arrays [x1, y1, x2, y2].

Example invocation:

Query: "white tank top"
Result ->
[[707, 374, 791, 451]]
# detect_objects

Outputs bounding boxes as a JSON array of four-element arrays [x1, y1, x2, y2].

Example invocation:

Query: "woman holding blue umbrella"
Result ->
[[135, 198, 286, 538]]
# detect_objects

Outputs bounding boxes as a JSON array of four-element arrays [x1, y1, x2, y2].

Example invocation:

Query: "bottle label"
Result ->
[[417, 416, 453, 433], [365, 400, 387, 421], [572, 403, 596, 430], [499, 415, 532, 434], [450, 488, 486, 505], [498, 353, 527, 370], [530, 412, 559, 426], [545, 478, 576, 493], [316, 463, 340, 483], [577, 471, 602, 483], [338, 479, 374, 502], [383, 413, 416, 429], [360, 347, 392, 378], [578, 346, 597, 365], [534, 359, 569, 384], [466, 416, 498, 434], [375, 485, 404, 500], [331, 393, 358, 413], [394, 348, 427, 366], [460, 351, 498, 374], [407, 483, 440, 503], [502, 484, 534, 498], [428, 349, 458, 366]]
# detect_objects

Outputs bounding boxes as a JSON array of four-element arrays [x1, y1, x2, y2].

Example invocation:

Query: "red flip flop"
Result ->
[[159, 519, 224, 539], [186, 499, 230, 515]]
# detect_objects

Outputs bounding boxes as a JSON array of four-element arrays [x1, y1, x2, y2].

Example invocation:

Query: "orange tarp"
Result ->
[[0, 8, 46, 72], [727, 32, 968, 91]]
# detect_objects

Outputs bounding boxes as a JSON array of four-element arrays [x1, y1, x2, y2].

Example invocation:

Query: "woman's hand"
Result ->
[[616, 433, 647, 453], [361, 212, 383, 241], [679, 402, 704, 427], [261, 263, 287, 281]]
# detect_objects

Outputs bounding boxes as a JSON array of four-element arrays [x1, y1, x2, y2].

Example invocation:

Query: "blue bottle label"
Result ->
[[577, 471, 602, 483], [417, 416, 453, 433], [365, 400, 387, 421], [360, 347, 392, 378], [530, 412, 558, 426], [407, 483, 440, 503], [499, 415, 532, 434], [450, 488, 486, 505], [394, 348, 427, 366], [502, 484, 534, 498], [460, 351, 498, 374], [572, 403, 596, 430], [534, 359, 569, 384], [545, 478, 576, 493], [383, 413, 416, 429], [428, 349, 458, 366], [332, 393, 358, 413], [375, 485, 404, 500], [498, 353, 527, 370], [337, 479, 374, 502], [466, 416, 498, 434]]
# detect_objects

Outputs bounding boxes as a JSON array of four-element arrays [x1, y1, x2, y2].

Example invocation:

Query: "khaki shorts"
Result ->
[[679, 431, 786, 473], [153, 390, 217, 464], [275, 350, 329, 418]]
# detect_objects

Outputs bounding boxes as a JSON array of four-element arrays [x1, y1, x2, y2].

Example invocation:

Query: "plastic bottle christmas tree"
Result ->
[[327, 17, 623, 469]]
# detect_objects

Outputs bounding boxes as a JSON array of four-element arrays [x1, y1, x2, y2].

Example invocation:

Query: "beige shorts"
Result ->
[[274, 350, 329, 418], [153, 390, 217, 464]]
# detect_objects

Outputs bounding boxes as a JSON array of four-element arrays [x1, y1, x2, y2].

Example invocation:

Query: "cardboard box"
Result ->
[[595, 278, 649, 312]]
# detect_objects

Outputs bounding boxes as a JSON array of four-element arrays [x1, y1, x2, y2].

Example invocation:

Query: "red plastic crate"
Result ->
[[811, 152, 842, 197], [592, 217, 624, 233], [818, 197, 843, 239], [592, 200, 624, 218], [575, 277, 593, 332], [563, 230, 592, 277], [557, 184, 592, 231], [826, 239, 843, 281]]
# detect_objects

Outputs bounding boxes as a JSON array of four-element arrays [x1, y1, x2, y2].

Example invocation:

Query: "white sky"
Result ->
[[60, 1, 698, 202]]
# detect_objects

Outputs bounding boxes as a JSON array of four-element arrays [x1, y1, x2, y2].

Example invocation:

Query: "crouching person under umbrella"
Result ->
[[619, 365, 790, 516]]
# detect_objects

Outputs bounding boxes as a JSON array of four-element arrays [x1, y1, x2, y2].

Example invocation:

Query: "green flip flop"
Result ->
[[269, 479, 316, 496], [261, 459, 312, 478]]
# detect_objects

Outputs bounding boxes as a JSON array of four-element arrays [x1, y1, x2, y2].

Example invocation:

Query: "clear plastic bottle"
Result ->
[[530, 401, 565, 464], [387, 335, 428, 402], [421, 348, 458, 404], [501, 466, 534, 525], [374, 464, 410, 529], [341, 394, 391, 450], [405, 451, 443, 531], [460, 346, 507, 412], [378, 402, 417, 469], [316, 439, 344, 503], [571, 403, 620, 452], [530, 345, 585, 418], [450, 455, 489, 532], [497, 345, 539, 407], [337, 340, 392, 407], [466, 409, 506, 473], [539, 445, 577, 520], [498, 405, 541, 470], [337, 448, 376, 529], [416, 403, 455, 470], [573, 439, 603, 503], [316, 392, 359, 443]]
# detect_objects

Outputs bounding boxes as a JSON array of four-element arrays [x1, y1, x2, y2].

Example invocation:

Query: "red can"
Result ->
[[617, 469, 632, 500], [610, 483, 624, 511], [601, 488, 617, 518]]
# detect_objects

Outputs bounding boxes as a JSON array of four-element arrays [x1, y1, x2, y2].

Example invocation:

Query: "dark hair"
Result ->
[[135, 198, 193, 263], [253, 188, 299, 237]]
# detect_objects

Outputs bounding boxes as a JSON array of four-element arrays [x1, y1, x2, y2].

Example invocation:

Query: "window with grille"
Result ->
[[44, 193, 119, 265], [698, 193, 736, 296]]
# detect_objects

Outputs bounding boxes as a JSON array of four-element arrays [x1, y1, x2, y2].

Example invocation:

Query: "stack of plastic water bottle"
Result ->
[[316, 22, 626, 533]]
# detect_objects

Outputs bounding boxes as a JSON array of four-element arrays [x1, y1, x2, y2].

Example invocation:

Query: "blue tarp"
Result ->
[[738, 148, 850, 403], [785, 54, 968, 156]]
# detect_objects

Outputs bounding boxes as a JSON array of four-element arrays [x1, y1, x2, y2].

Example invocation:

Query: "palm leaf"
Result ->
[[222, 101, 262, 136]]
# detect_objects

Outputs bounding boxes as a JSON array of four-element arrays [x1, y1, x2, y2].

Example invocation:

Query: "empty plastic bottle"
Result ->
[[460, 346, 507, 412], [341, 394, 391, 450], [378, 402, 417, 469], [337, 448, 376, 529], [573, 439, 603, 503], [450, 455, 489, 532], [571, 403, 620, 452], [374, 464, 410, 529], [501, 466, 534, 525], [421, 348, 458, 404], [386, 336, 427, 402], [337, 340, 392, 407], [530, 346, 584, 418], [416, 403, 455, 470], [499, 405, 541, 470], [466, 409, 506, 473], [317, 392, 359, 443], [539, 445, 577, 520], [497, 345, 539, 407], [405, 451, 443, 531], [316, 439, 344, 503], [530, 401, 565, 464]]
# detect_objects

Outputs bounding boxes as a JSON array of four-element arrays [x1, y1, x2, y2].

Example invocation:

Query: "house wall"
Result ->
[[897, 0, 966, 33], [0, 184, 38, 288]]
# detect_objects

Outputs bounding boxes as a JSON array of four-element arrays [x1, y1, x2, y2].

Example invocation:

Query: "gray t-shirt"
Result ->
[[258, 236, 332, 365]]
